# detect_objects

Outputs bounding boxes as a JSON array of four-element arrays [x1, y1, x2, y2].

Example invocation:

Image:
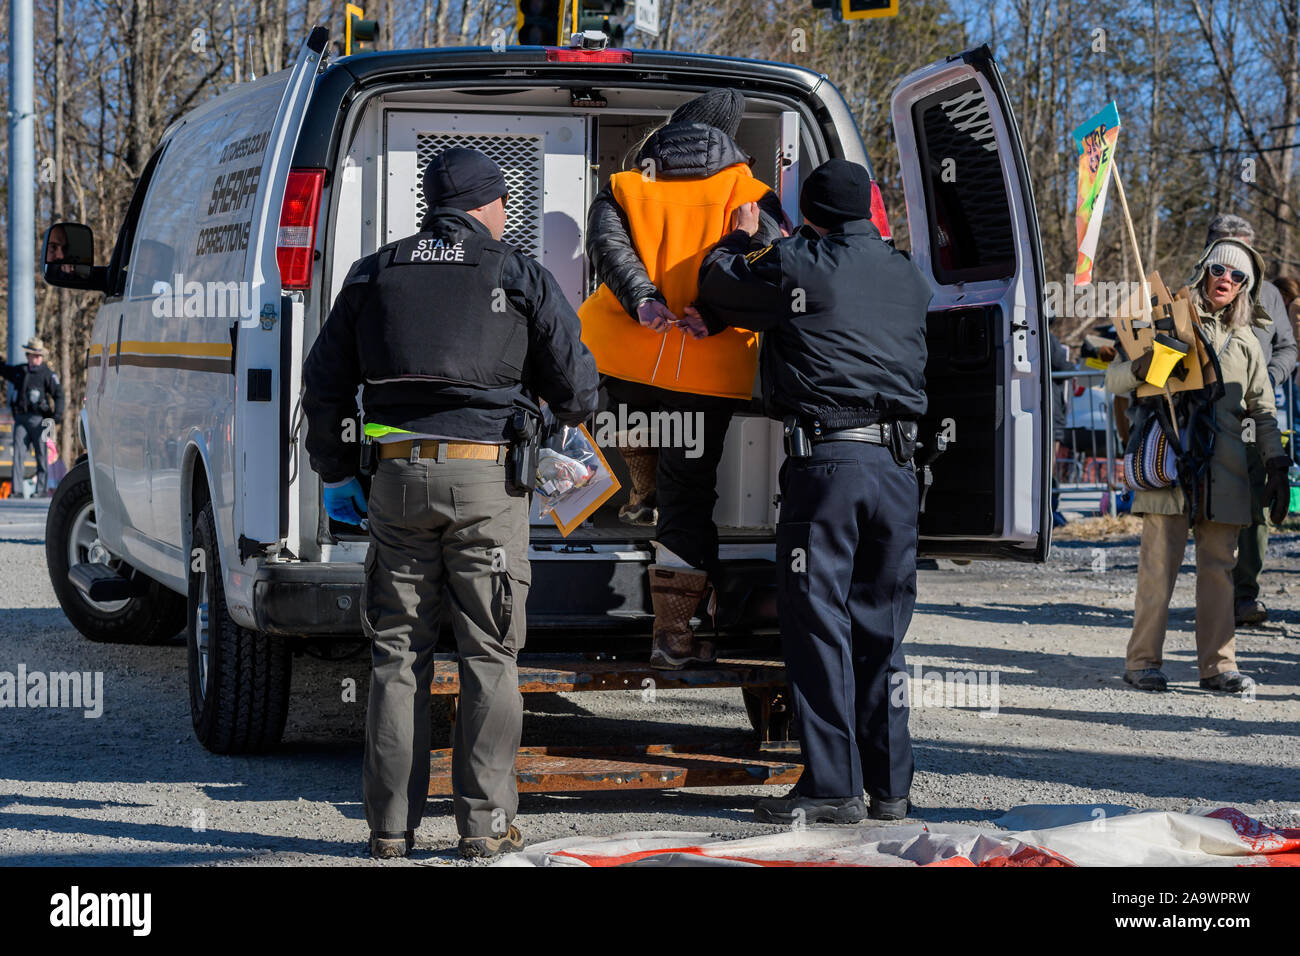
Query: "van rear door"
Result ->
[[234, 27, 328, 558], [891, 44, 1050, 561]]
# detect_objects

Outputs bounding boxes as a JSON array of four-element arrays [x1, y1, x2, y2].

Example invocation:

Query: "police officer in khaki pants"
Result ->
[[303, 148, 598, 859]]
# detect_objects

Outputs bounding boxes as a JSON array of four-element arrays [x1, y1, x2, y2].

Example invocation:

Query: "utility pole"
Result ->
[[6, 0, 36, 366]]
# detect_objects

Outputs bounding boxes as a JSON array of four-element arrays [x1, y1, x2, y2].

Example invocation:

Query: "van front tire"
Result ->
[[187, 502, 291, 753], [45, 460, 186, 645]]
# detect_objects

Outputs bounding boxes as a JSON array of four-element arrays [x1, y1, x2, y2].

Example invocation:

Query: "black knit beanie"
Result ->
[[422, 147, 507, 212], [670, 89, 745, 137], [800, 159, 871, 228]]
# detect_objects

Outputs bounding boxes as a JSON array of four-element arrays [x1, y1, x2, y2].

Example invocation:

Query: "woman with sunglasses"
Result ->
[[1105, 238, 1290, 694]]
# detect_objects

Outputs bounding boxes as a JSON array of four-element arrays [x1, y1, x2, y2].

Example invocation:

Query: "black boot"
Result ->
[[755, 788, 866, 824]]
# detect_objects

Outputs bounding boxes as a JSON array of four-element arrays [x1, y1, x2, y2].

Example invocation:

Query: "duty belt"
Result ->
[[815, 423, 891, 445], [379, 439, 506, 463]]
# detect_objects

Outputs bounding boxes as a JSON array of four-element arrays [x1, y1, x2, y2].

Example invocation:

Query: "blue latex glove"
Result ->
[[323, 478, 367, 526]]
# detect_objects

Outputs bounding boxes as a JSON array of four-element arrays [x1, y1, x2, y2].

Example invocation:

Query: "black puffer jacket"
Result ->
[[586, 121, 787, 317]]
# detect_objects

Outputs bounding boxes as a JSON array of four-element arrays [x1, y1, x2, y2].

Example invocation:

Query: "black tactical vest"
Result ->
[[356, 233, 528, 394], [12, 366, 56, 416]]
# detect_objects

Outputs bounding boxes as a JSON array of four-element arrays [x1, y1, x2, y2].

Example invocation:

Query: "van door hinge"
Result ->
[[260, 303, 278, 330], [238, 535, 273, 562]]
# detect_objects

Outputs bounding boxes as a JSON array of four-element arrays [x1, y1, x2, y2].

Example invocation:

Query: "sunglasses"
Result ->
[[1208, 262, 1248, 285]]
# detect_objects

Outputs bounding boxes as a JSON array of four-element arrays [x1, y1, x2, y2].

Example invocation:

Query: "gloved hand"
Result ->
[[323, 477, 368, 526], [1129, 348, 1154, 383], [41, 418, 55, 433], [1265, 456, 1291, 526]]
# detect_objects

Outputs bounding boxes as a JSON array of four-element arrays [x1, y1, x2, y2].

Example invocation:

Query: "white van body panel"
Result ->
[[82, 42, 323, 626]]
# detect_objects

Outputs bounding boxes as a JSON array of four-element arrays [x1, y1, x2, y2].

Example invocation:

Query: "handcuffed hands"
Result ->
[[636, 299, 676, 332], [677, 305, 709, 340]]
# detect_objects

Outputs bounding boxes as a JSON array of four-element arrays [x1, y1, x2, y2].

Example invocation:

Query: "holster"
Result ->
[[782, 415, 812, 459], [506, 408, 540, 495], [888, 420, 919, 466], [358, 438, 379, 477]]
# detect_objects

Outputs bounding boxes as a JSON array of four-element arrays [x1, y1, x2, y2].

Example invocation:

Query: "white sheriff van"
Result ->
[[42, 28, 1051, 753]]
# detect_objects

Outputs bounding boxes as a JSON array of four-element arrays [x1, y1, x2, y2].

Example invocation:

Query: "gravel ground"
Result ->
[[1, 498, 1297, 866]]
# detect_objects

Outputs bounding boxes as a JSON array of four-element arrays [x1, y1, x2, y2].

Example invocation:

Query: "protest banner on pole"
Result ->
[[1072, 101, 1122, 287]]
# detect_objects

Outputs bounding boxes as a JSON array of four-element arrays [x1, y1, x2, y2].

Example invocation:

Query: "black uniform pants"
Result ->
[[776, 440, 917, 801], [11, 413, 48, 496], [602, 377, 743, 580]]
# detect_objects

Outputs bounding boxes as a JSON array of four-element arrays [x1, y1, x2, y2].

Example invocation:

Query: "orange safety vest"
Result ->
[[578, 164, 772, 400]]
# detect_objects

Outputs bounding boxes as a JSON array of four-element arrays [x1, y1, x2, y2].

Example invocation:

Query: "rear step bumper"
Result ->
[[251, 558, 780, 638], [68, 563, 150, 602]]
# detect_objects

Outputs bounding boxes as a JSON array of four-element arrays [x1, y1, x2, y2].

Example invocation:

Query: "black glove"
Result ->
[[1265, 456, 1291, 526], [1129, 348, 1154, 383]]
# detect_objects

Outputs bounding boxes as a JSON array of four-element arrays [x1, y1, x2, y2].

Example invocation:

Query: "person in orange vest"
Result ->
[[579, 89, 788, 669]]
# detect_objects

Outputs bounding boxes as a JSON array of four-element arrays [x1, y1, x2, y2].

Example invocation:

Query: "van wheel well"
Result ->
[[191, 464, 211, 517]]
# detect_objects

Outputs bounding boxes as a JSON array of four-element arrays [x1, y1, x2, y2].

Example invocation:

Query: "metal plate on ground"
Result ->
[[427, 742, 802, 794], [429, 654, 786, 695]]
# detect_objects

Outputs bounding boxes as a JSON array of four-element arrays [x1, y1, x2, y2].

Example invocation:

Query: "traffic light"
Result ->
[[575, 1, 626, 44], [835, 0, 899, 19], [345, 3, 379, 55], [516, 0, 563, 45]]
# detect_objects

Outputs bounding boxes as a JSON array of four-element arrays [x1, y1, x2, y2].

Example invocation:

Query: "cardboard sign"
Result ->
[[1113, 271, 1205, 396]]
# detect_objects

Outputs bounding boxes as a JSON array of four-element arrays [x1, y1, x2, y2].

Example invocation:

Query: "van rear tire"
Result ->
[[187, 502, 291, 753], [45, 460, 186, 645]]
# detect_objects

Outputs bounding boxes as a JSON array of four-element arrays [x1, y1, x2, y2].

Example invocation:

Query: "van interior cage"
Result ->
[[414, 132, 545, 258]]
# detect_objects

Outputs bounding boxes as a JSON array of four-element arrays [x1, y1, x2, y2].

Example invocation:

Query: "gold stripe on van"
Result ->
[[100, 340, 234, 373]]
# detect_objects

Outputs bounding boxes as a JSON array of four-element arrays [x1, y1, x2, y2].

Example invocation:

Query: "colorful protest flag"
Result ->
[[1072, 102, 1121, 286]]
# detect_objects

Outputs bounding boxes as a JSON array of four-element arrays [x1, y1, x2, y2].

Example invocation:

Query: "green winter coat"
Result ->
[[1105, 304, 1283, 526]]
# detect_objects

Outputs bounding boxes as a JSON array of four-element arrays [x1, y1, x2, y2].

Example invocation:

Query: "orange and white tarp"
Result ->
[[497, 806, 1300, 867]]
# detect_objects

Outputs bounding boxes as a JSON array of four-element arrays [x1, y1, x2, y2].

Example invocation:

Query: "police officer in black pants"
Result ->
[[304, 148, 598, 859], [3, 337, 65, 497], [695, 159, 932, 823]]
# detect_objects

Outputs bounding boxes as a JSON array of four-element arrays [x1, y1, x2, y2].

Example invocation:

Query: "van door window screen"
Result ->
[[912, 78, 1016, 284]]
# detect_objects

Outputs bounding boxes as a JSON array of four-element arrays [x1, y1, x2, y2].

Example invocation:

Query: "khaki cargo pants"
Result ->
[[1128, 512, 1239, 679], [361, 455, 529, 838]]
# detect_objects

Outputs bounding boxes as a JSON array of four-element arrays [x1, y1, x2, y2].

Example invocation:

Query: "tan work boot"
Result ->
[[618, 445, 658, 526], [368, 829, 414, 859], [458, 824, 524, 860], [648, 564, 717, 670]]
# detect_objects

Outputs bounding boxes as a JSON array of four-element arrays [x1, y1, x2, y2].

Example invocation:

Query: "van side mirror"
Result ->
[[42, 222, 108, 291]]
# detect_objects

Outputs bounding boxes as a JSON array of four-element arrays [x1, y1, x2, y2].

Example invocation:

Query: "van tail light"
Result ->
[[277, 168, 326, 290], [869, 181, 892, 241]]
